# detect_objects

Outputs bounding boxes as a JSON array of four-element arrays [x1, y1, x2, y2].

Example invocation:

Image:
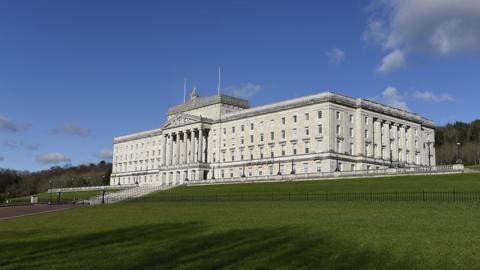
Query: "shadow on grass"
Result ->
[[0, 222, 415, 270]]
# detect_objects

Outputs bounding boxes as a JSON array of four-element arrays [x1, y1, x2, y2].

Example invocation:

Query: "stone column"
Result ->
[[183, 131, 188, 164], [198, 128, 204, 163], [374, 120, 381, 159], [162, 135, 167, 166], [190, 129, 196, 163], [385, 122, 391, 161], [168, 134, 173, 166], [175, 132, 180, 165], [392, 124, 399, 161]]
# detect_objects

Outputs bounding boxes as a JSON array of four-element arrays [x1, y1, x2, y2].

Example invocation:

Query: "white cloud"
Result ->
[[326, 48, 346, 65], [226, 83, 261, 99], [95, 148, 113, 160], [0, 115, 30, 133], [50, 123, 90, 137], [365, 0, 480, 72], [413, 91, 454, 102], [36, 152, 71, 164], [379, 87, 409, 110], [377, 50, 406, 73]]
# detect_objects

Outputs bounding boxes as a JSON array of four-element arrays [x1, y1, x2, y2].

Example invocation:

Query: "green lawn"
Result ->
[[152, 173, 480, 197], [1, 173, 480, 269]]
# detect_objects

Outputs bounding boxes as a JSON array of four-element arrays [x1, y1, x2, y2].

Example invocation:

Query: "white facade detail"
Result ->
[[110, 90, 436, 186]]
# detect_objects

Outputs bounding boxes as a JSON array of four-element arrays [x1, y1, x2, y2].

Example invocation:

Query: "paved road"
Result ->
[[0, 204, 78, 220]]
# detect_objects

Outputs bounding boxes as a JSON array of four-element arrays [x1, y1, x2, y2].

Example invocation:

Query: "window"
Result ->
[[349, 128, 354, 138], [351, 164, 355, 171], [292, 128, 297, 138], [317, 110, 323, 119], [336, 125, 341, 135], [221, 170, 225, 178], [248, 167, 252, 176], [260, 133, 264, 142], [349, 143, 354, 155], [293, 115, 297, 123], [305, 127, 309, 136], [251, 123, 254, 130], [260, 151, 264, 159], [281, 130, 286, 139], [365, 129, 369, 138], [365, 143, 370, 156], [303, 163, 309, 173], [223, 128, 226, 135], [305, 142, 309, 154], [232, 127, 235, 133], [240, 150, 244, 160], [250, 135, 254, 143], [269, 166, 273, 175], [281, 145, 285, 156], [241, 137, 244, 145], [415, 129, 418, 136], [337, 140, 342, 152], [250, 153, 254, 160], [270, 132, 274, 140], [270, 147, 274, 158], [316, 163, 322, 173], [305, 113, 309, 121], [349, 114, 354, 123], [282, 117, 286, 124], [231, 151, 235, 161], [293, 144, 297, 155], [317, 125, 323, 135], [365, 117, 369, 125], [259, 167, 263, 176], [336, 111, 341, 120], [241, 125, 244, 132]]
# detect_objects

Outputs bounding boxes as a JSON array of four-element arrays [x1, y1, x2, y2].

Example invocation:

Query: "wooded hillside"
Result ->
[[435, 120, 480, 165]]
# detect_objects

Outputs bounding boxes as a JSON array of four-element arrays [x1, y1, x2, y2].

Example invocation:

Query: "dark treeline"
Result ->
[[0, 161, 111, 200], [435, 120, 480, 165]]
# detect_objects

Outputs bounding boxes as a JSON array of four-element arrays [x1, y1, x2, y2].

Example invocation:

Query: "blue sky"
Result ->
[[1, 0, 479, 171]]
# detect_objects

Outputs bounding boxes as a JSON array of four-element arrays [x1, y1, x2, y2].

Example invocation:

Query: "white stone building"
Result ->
[[110, 89, 436, 186]]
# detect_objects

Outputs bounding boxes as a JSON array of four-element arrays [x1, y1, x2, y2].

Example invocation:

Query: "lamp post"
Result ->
[[49, 180, 52, 205], [335, 154, 340, 172], [290, 159, 295, 174], [456, 142, 462, 164], [426, 141, 432, 170], [389, 150, 394, 168], [241, 163, 246, 177], [277, 159, 282, 175]]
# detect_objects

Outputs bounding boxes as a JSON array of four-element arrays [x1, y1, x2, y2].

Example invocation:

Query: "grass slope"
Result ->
[[152, 173, 480, 197], [1, 173, 480, 270]]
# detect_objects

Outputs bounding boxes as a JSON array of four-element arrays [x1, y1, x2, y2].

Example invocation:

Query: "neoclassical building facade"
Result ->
[[110, 89, 436, 186]]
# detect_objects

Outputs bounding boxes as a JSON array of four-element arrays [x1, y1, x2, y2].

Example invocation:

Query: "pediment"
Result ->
[[161, 113, 204, 129]]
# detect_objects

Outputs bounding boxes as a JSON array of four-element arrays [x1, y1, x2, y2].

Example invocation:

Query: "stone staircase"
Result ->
[[85, 185, 176, 205]]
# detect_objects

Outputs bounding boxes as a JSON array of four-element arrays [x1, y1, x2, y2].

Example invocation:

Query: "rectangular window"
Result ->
[[270, 132, 274, 140], [251, 123, 254, 130], [293, 144, 297, 155], [336, 125, 341, 135], [270, 148, 274, 158], [316, 163, 322, 173], [281, 130, 285, 139], [282, 117, 285, 124], [349, 143, 354, 155], [293, 115, 297, 123], [336, 111, 341, 120], [305, 142, 309, 154], [260, 133, 264, 142], [318, 110, 322, 119], [223, 128, 226, 135], [349, 128, 354, 138], [241, 137, 244, 145], [232, 127, 235, 133], [365, 117, 369, 125], [281, 145, 285, 156], [305, 113, 309, 121], [305, 127, 309, 136], [250, 135, 254, 143], [241, 125, 244, 132], [365, 129, 369, 138], [349, 114, 354, 123], [303, 163, 308, 173], [269, 166, 273, 175], [292, 128, 297, 138], [250, 153, 254, 160], [317, 125, 323, 135]]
